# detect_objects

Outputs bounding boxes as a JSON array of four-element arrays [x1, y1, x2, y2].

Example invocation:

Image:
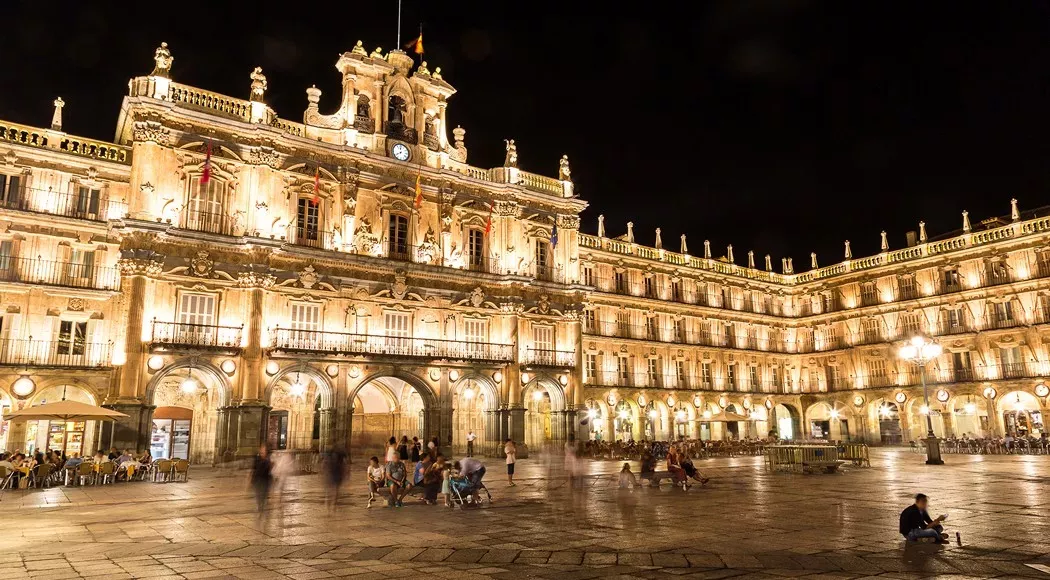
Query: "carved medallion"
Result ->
[[190, 251, 214, 277], [392, 269, 408, 300]]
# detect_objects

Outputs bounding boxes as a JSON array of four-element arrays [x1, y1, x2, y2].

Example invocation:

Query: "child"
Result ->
[[440, 459, 452, 507], [366, 456, 385, 508], [618, 462, 638, 489]]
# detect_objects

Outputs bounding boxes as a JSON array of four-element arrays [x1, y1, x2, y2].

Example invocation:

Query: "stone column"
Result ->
[[240, 282, 267, 403], [414, 94, 426, 145], [484, 409, 501, 457], [318, 408, 336, 453], [437, 100, 448, 149], [375, 81, 386, 131], [215, 407, 235, 463]]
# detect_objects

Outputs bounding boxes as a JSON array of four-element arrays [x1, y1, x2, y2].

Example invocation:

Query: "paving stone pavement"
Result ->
[[2, 448, 1049, 579]]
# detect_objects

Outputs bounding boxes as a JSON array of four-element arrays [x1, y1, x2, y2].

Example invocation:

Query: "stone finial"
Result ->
[[765, 254, 772, 271], [597, 214, 605, 238], [369, 46, 384, 59], [844, 240, 852, 260], [1011, 198, 1020, 221], [787, 257, 794, 274], [811, 252, 818, 269], [782, 257, 789, 273], [51, 97, 65, 131], [962, 210, 971, 233], [654, 228, 663, 250], [626, 221, 635, 244], [747, 250, 755, 269], [680, 234, 688, 255], [726, 244, 734, 264], [352, 40, 368, 56], [150, 42, 173, 77], [504, 139, 518, 168], [306, 85, 321, 107], [919, 221, 928, 243], [703, 240, 712, 259], [880, 231, 888, 251], [250, 67, 267, 102], [453, 125, 466, 147], [559, 155, 572, 181]]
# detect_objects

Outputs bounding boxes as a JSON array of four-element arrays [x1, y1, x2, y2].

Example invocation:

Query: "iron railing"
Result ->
[[271, 328, 514, 362], [150, 320, 244, 349], [0, 338, 112, 368], [523, 348, 575, 367], [0, 255, 120, 291], [181, 209, 237, 236], [288, 227, 336, 250], [0, 186, 126, 221]]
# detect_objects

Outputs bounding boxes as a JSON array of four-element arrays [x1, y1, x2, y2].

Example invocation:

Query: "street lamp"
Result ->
[[898, 335, 945, 465]]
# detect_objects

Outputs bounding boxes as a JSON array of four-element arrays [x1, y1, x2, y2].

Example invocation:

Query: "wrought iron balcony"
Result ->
[[0, 255, 120, 291], [270, 328, 514, 362], [150, 320, 244, 350], [180, 209, 237, 236], [0, 186, 127, 221], [523, 347, 575, 367], [288, 227, 336, 250], [0, 338, 112, 368]]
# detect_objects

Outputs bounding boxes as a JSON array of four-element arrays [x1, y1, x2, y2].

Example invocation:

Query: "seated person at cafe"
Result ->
[[63, 453, 84, 469], [138, 450, 153, 465], [94, 450, 107, 463], [899, 493, 949, 544]]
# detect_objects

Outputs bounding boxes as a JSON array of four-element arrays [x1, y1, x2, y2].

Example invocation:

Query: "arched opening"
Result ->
[[874, 400, 903, 444], [1000, 390, 1044, 437], [0, 388, 12, 453], [669, 401, 693, 440], [20, 384, 98, 457], [697, 402, 720, 441], [147, 363, 227, 463], [905, 397, 946, 441], [750, 405, 770, 439], [950, 394, 988, 438], [771, 403, 801, 440], [582, 398, 610, 441], [724, 404, 742, 440], [610, 397, 640, 442], [350, 375, 430, 455], [523, 377, 565, 449], [450, 376, 496, 453], [806, 402, 853, 441], [266, 367, 333, 452]]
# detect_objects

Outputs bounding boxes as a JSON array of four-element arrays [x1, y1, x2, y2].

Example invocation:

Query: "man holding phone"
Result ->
[[899, 493, 949, 543]]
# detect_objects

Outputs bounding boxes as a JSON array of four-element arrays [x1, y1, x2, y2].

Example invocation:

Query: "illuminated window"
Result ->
[[388, 215, 409, 259]]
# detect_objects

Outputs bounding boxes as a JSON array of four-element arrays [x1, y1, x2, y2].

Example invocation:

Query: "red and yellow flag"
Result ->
[[405, 32, 423, 55], [413, 173, 423, 209], [311, 167, 320, 205]]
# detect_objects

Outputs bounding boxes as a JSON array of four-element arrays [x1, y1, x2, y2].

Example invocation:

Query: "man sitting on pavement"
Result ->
[[899, 493, 949, 544]]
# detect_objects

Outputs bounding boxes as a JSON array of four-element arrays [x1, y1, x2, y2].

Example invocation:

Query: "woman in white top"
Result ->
[[504, 439, 517, 486], [384, 437, 398, 463]]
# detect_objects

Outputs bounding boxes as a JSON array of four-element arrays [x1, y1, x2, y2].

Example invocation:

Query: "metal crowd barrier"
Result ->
[[837, 443, 871, 466], [764, 445, 841, 473]]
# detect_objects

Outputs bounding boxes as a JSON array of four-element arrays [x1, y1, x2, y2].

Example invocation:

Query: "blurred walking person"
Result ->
[[324, 446, 348, 512], [249, 444, 273, 522], [271, 451, 296, 503], [504, 438, 517, 486], [466, 430, 476, 457]]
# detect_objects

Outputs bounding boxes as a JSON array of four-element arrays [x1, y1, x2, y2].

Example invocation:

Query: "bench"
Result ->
[[638, 470, 691, 488], [801, 460, 845, 474]]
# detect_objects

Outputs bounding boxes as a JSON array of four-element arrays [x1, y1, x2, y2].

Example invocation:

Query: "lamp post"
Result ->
[[899, 336, 945, 465]]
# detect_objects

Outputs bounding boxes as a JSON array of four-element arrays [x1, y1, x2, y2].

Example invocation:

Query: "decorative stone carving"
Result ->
[[189, 251, 214, 277], [132, 121, 171, 145], [504, 139, 518, 168], [67, 298, 85, 312], [556, 214, 580, 230], [298, 265, 319, 289], [559, 155, 571, 181], [250, 67, 267, 101], [249, 146, 280, 168], [117, 257, 164, 277], [392, 270, 409, 300], [237, 270, 276, 288], [416, 228, 439, 264], [354, 217, 379, 254], [538, 294, 551, 315], [3, 150, 16, 167], [151, 42, 173, 77], [494, 200, 520, 217], [469, 287, 485, 308]]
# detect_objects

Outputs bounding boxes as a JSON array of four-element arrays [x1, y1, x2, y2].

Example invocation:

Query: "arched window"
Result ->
[[184, 177, 228, 234]]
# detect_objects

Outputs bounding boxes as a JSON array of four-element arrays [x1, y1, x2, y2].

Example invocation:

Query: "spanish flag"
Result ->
[[413, 173, 423, 209], [311, 166, 320, 205], [405, 32, 423, 55]]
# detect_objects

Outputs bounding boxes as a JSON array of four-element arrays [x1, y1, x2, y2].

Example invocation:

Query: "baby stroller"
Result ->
[[447, 467, 492, 508]]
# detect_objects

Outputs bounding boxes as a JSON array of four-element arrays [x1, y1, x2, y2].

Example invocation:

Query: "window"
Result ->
[[943, 269, 960, 290], [727, 364, 737, 389], [384, 311, 410, 351], [771, 367, 781, 390], [535, 240, 550, 277], [644, 277, 655, 298], [56, 320, 87, 356], [952, 351, 972, 380], [616, 310, 629, 336], [582, 266, 595, 286], [178, 293, 215, 326], [901, 313, 922, 336], [388, 215, 409, 259], [585, 353, 597, 382], [868, 360, 887, 386], [748, 366, 759, 390], [899, 275, 917, 300], [533, 325, 554, 359], [295, 198, 321, 245], [467, 229, 484, 270], [746, 326, 757, 349], [185, 176, 227, 234], [989, 261, 1009, 284], [0, 240, 13, 276], [723, 287, 733, 309], [647, 358, 660, 387], [290, 303, 320, 331], [646, 316, 658, 340], [826, 366, 840, 391], [861, 283, 878, 305], [617, 355, 629, 384], [464, 319, 487, 355], [614, 271, 628, 294], [999, 346, 1023, 378], [672, 318, 683, 342], [582, 309, 595, 332], [945, 308, 965, 331], [75, 186, 102, 219], [671, 280, 682, 301], [863, 318, 882, 342], [66, 248, 95, 285], [0, 174, 22, 206], [675, 360, 686, 387], [994, 301, 1014, 323]]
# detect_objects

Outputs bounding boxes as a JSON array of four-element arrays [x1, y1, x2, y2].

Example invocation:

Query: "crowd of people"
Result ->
[[0, 448, 155, 488], [581, 437, 774, 461], [939, 432, 1050, 454]]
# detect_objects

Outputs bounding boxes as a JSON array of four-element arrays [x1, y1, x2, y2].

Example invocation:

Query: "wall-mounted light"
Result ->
[[830, 409, 841, 420], [220, 360, 236, 375], [648, 409, 658, 420], [533, 390, 544, 402], [463, 388, 474, 400], [147, 355, 165, 372]]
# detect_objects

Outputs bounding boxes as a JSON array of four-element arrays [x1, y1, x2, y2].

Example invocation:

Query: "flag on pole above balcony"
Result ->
[[484, 204, 493, 236], [201, 141, 212, 184], [550, 221, 559, 249], [312, 166, 320, 205], [405, 27, 423, 55], [414, 173, 423, 209]]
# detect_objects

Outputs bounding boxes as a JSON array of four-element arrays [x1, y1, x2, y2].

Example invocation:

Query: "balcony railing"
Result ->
[[0, 255, 120, 291], [270, 328, 514, 362], [523, 348, 575, 367], [150, 320, 244, 350], [534, 265, 563, 283], [181, 209, 237, 236], [289, 227, 336, 250], [0, 186, 127, 221], [0, 338, 112, 368]]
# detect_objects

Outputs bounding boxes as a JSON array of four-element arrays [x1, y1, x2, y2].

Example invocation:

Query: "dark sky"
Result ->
[[3, 1, 1050, 269]]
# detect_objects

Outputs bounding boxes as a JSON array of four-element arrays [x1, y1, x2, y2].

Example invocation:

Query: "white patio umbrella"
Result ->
[[1, 400, 128, 422]]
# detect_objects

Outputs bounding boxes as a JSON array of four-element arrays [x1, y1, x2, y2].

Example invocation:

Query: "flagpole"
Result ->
[[397, 0, 402, 49]]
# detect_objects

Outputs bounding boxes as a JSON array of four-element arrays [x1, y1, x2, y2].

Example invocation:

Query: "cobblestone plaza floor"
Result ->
[[2, 448, 1049, 579]]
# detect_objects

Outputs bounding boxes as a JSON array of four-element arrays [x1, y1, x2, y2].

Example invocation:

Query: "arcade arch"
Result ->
[[349, 373, 434, 455], [523, 376, 565, 449], [264, 364, 335, 452], [145, 360, 230, 464], [449, 374, 498, 454], [999, 390, 1044, 437]]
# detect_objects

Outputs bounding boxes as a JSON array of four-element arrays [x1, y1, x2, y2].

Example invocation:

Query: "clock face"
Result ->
[[392, 143, 410, 161]]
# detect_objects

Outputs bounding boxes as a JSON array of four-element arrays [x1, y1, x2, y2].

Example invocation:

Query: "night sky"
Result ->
[[3, 2, 1050, 269]]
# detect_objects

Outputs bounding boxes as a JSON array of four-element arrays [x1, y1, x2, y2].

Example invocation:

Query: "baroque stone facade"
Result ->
[[0, 42, 1046, 460]]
